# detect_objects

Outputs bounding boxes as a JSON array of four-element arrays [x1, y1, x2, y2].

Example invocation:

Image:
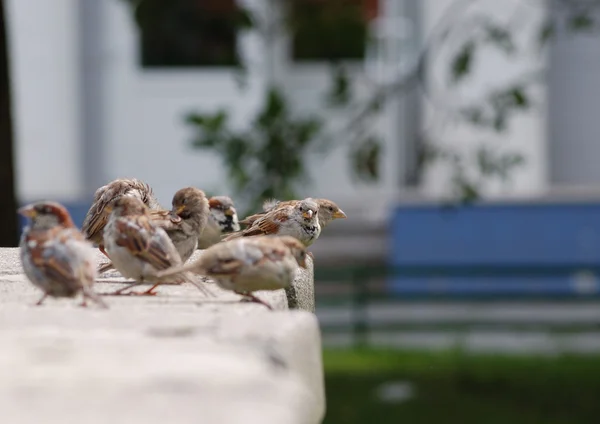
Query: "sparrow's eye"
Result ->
[[328, 207, 334, 211]]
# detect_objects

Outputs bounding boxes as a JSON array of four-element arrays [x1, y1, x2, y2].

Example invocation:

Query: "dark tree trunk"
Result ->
[[0, 0, 18, 246]]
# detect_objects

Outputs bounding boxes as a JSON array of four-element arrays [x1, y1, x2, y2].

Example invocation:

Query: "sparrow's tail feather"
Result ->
[[83, 286, 109, 309], [168, 269, 213, 298], [156, 264, 214, 297], [155, 263, 194, 280], [186, 276, 214, 298]]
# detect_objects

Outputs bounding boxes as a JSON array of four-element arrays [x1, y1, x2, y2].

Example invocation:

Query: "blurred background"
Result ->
[[2, 0, 600, 422]]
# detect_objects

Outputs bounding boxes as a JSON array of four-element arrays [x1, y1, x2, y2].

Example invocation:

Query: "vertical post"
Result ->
[[0, 0, 18, 246], [351, 268, 369, 348], [78, 0, 106, 195]]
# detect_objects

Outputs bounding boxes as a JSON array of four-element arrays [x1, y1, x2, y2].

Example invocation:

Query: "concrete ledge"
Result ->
[[0, 248, 325, 424]]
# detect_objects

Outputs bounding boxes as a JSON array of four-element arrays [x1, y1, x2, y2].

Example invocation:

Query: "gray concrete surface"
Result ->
[[0, 248, 325, 424], [286, 255, 315, 312]]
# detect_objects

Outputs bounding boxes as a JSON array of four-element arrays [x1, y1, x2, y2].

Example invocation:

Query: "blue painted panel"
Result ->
[[387, 202, 600, 297], [390, 203, 600, 266]]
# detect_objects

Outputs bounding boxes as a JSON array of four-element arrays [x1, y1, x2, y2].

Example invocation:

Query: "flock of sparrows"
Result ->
[[18, 178, 347, 310]]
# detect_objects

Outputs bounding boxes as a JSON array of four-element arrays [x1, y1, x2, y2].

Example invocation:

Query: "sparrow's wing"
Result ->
[[242, 207, 290, 237], [149, 209, 182, 231], [82, 182, 127, 241], [82, 199, 110, 242], [114, 216, 179, 270], [201, 241, 265, 275], [238, 212, 263, 227], [27, 229, 89, 293]]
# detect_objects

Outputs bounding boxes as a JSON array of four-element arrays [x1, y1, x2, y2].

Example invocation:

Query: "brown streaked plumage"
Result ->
[[156, 235, 307, 309], [240, 198, 346, 229], [18, 201, 107, 308], [101, 196, 212, 297], [225, 198, 321, 247], [82, 178, 161, 257]]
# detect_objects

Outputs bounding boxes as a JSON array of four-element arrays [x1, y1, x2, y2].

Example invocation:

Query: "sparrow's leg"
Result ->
[[79, 297, 88, 308], [235, 291, 273, 310], [99, 244, 110, 259], [83, 289, 109, 308], [35, 293, 48, 306], [139, 282, 162, 296], [107, 281, 145, 295]]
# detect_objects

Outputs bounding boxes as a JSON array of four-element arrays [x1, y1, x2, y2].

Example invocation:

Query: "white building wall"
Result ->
[[5, 0, 550, 209], [97, 0, 267, 207], [6, 0, 83, 202], [99, 0, 408, 215]]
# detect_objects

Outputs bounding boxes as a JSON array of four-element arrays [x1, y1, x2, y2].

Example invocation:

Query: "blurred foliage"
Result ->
[[324, 348, 600, 424], [186, 87, 324, 214], [121, 0, 600, 204]]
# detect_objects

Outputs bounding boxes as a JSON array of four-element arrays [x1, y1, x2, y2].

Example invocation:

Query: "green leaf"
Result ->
[[235, 8, 255, 30], [538, 21, 555, 48], [483, 23, 515, 54], [326, 66, 353, 107], [569, 14, 594, 31], [510, 87, 528, 108], [350, 137, 381, 182], [185, 113, 205, 126], [451, 41, 475, 83]]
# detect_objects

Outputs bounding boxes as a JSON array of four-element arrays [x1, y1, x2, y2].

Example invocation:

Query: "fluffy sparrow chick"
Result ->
[[241, 198, 346, 229], [226, 198, 321, 247], [157, 235, 307, 309], [149, 187, 209, 262], [197, 196, 240, 249], [18, 201, 107, 308], [102, 196, 211, 296], [82, 178, 161, 257]]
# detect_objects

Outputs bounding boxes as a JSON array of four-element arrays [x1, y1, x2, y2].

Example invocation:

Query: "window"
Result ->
[[289, 0, 379, 61], [134, 0, 240, 68]]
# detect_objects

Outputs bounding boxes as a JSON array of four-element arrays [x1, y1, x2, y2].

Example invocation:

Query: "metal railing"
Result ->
[[315, 265, 600, 348]]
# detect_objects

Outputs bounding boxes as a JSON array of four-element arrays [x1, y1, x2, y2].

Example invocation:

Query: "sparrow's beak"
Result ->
[[17, 205, 36, 218], [175, 204, 186, 215], [332, 209, 347, 219], [302, 210, 314, 220], [224, 207, 236, 217]]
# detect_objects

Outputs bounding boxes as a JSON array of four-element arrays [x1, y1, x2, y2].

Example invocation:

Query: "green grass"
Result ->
[[323, 349, 600, 424]]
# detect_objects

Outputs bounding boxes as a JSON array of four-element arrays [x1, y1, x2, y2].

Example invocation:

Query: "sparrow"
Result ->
[[82, 178, 161, 257], [241, 198, 346, 229], [197, 196, 240, 249], [18, 201, 107, 308], [102, 196, 211, 296], [156, 235, 308, 309], [149, 187, 209, 262], [97, 187, 210, 274], [224, 198, 321, 247]]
